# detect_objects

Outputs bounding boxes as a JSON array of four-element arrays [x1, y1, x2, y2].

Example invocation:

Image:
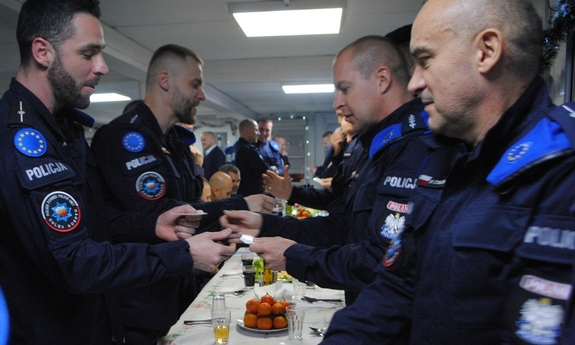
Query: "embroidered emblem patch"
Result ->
[[122, 132, 145, 153], [380, 212, 406, 239], [136, 171, 166, 200], [383, 235, 401, 267], [507, 142, 532, 162], [14, 128, 47, 157], [41, 191, 81, 232], [515, 298, 564, 344]]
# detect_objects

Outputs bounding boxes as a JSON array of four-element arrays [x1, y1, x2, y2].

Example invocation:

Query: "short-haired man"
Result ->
[[201, 131, 225, 179], [256, 117, 284, 175], [0, 1, 235, 343], [91, 44, 272, 343], [209, 171, 233, 202], [226, 119, 271, 196], [273, 135, 290, 167], [311, 130, 337, 178], [321, 0, 575, 344], [220, 164, 241, 195], [223, 36, 463, 305]]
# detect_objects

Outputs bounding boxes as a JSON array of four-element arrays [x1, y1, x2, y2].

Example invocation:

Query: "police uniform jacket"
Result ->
[[203, 144, 226, 180], [287, 136, 362, 211], [91, 101, 249, 337], [314, 145, 338, 179], [226, 137, 270, 196], [256, 140, 285, 175], [91, 101, 249, 237], [0, 79, 194, 344], [257, 99, 464, 304], [322, 76, 575, 345]]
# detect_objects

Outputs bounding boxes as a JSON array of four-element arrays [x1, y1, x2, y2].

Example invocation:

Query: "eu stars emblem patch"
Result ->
[[136, 171, 166, 200], [41, 191, 82, 232], [122, 132, 145, 153], [14, 128, 47, 157]]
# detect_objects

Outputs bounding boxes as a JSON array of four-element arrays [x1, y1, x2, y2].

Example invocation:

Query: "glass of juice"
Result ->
[[212, 309, 231, 345]]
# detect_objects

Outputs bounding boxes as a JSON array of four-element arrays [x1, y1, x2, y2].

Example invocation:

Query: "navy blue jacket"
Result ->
[[258, 99, 464, 304], [203, 145, 226, 180], [91, 101, 248, 338], [226, 137, 270, 196], [322, 77, 575, 345], [256, 139, 285, 175], [0, 79, 194, 344], [314, 145, 338, 178]]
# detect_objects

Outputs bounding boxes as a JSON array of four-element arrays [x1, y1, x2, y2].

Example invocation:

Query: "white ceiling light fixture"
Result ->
[[282, 84, 335, 94], [90, 93, 132, 103], [229, 0, 346, 38]]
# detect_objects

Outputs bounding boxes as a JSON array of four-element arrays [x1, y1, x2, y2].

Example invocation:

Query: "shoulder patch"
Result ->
[[487, 118, 571, 186], [370, 124, 402, 159], [269, 140, 280, 152], [135, 171, 166, 200], [41, 191, 82, 232], [14, 128, 47, 157], [122, 131, 146, 153]]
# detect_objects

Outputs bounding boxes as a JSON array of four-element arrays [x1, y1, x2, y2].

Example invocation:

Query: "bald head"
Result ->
[[239, 119, 259, 144], [209, 171, 232, 201], [419, 0, 542, 80]]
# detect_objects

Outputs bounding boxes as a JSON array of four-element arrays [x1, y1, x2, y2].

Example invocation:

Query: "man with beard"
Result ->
[[91, 44, 273, 344], [0, 1, 236, 343]]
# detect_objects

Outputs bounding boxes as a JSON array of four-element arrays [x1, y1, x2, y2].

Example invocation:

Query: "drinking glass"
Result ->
[[212, 309, 231, 345], [243, 265, 256, 287], [286, 306, 305, 340]]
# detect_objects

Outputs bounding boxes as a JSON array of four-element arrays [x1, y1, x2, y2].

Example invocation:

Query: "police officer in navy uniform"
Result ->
[[255, 117, 284, 176], [91, 45, 273, 344], [0, 1, 236, 344], [222, 36, 464, 305], [226, 119, 271, 196], [321, 0, 575, 344]]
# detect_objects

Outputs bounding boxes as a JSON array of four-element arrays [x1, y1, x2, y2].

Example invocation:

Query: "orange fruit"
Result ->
[[261, 294, 275, 306], [273, 315, 288, 329], [246, 299, 261, 314], [257, 316, 273, 330], [278, 300, 291, 308], [258, 302, 272, 316], [272, 302, 286, 315], [244, 313, 258, 328]]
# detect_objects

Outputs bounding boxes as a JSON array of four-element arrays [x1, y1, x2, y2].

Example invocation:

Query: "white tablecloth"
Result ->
[[159, 247, 345, 345]]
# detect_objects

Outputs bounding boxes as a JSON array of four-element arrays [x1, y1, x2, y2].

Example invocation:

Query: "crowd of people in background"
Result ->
[[0, 0, 574, 344]]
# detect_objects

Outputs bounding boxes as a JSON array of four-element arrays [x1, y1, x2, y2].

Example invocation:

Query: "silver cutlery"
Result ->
[[302, 296, 342, 303]]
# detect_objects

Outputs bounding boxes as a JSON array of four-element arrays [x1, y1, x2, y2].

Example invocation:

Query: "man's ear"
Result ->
[[31, 37, 55, 68], [476, 28, 503, 74], [156, 70, 170, 91], [375, 66, 391, 94]]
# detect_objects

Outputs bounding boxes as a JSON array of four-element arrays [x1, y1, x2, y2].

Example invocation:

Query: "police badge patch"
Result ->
[[41, 191, 82, 232], [509, 274, 571, 345], [136, 171, 166, 200], [14, 128, 47, 157], [383, 235, 401, 267], [122, 131, 145, 153]]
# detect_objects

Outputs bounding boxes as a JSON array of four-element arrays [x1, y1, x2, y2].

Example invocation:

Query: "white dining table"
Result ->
[[158, 247, 345, 345]]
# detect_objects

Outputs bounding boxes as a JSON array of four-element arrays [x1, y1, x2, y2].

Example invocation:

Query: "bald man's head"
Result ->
[[209, 171, 233, 201]]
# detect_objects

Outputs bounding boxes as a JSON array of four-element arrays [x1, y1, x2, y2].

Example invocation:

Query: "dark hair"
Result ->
[[17, 0, 101, 65], [322, 131, 333, 138], [146, 44, 203, 88], [220, 164, 240, 175]]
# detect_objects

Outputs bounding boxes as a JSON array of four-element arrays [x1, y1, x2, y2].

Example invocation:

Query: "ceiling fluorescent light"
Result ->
[[282, 84, 335, 94], [90, 93, 131, 103], [229, 0, 346, 37]]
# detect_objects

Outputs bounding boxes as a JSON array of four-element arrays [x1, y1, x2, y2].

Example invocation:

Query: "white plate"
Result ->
[[170, 210, 207, 216], [237, 322, 288, 334]]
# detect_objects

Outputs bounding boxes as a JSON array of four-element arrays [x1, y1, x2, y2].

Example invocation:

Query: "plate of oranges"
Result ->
[[239, 294, 290, 333]]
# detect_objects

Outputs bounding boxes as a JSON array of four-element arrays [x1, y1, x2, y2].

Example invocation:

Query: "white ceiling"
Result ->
[[0, 0, 422, 125]]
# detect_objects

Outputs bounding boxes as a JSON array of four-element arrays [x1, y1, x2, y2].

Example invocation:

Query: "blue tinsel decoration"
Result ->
[[542, 0, 575, 72]]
